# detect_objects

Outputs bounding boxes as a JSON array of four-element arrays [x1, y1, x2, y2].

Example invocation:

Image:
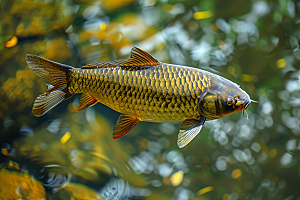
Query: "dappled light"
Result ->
[[1, 0, 300, 199]]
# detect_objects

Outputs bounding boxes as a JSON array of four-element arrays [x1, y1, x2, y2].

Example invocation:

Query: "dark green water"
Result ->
[[1, 0, 300, 199]]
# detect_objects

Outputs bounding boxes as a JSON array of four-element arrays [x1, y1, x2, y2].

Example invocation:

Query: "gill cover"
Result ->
[[198, 90, 219, 119]]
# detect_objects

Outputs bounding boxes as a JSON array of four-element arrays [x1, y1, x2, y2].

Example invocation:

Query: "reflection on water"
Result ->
[[100, 178, 151, 199], [48, 182, 102, 200], [4, 109, 148, 199], [1, 0, 300, 199]]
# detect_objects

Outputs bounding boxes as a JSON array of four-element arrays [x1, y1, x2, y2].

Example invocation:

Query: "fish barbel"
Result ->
[[26, 47, 255, 148]]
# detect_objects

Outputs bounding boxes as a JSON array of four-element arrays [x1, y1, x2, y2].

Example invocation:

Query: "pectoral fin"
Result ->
[[177, 117, 206, 148], [76, 93, 98, 112], [113, 114, 140, 139]]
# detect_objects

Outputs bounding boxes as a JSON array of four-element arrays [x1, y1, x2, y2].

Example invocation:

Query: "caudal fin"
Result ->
[[25, 55, 74, 117]]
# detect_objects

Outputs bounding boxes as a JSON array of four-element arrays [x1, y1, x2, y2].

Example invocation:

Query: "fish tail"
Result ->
[[25, 54, 74, 117]]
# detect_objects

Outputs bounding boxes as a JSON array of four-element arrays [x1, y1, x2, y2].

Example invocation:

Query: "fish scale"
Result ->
[[67, 64, 206, 122]]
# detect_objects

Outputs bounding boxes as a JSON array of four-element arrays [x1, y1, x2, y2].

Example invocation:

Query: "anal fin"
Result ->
[[113, 114, 140, 139], [76, 93, 98, 112], [177, 117, 206, 148]]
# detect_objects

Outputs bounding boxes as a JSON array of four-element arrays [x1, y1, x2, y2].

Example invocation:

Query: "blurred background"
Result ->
[[0, 0, 300, 199]]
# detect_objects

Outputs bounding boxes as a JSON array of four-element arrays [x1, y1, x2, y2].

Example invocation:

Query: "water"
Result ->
[[1, 0, 300, 199]]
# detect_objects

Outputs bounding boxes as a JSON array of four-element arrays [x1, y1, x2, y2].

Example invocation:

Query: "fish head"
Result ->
[[198, 77, 251, 119]]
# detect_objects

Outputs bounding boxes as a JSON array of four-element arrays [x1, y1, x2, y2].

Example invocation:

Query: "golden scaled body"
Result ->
[[67, 64, 215, 123], [26, 46, 253, 148]]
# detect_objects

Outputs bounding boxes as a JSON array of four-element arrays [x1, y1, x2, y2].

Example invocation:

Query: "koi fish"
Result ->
[[26, 47, 255, 148]]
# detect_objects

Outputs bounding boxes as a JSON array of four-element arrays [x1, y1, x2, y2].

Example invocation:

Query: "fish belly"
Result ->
[[68, 64, 210, 122]]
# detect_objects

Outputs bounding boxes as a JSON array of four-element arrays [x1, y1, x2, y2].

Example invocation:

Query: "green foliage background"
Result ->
[[1, 0, 300, 199]]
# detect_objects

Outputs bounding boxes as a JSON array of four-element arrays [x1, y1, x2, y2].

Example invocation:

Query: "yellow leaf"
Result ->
[[1, 148, 8, 156], [277, 58, 286, 68], [197, 186, 214, 195], [60, 132, 71, 144], [5, 36, 18, 48], [193, 11, 213, 20], [231, 169, 242, 179], [170, 171, 184, 187], [99, 23, 107, 31]]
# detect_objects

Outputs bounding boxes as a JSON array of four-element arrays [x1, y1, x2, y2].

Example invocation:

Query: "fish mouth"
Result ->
[[242, 101, 249, 119], [242, 99, 258, 119], [244, 101, 250, 110]]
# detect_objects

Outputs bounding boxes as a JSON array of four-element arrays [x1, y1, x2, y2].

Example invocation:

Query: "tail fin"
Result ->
[[25, 54, 74, 117]]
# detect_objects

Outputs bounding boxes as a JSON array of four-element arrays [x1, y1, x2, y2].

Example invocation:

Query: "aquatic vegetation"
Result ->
[[10, 110, 145, 188], [48, 182, 104, 200], [77, 12, 159, 62], [0, 0, 75, 144], [0, 161, 46, 200]]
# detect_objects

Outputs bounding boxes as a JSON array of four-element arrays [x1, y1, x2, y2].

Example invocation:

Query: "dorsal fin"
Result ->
[[81, 46, 160, 69], [128, 46, 160, 66]]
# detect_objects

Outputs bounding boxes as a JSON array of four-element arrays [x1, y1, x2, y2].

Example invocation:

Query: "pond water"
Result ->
[[1, 0, 300, 199]]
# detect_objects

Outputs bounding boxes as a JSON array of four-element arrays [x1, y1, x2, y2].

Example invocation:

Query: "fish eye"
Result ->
[[225, 98, 235, 106]]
